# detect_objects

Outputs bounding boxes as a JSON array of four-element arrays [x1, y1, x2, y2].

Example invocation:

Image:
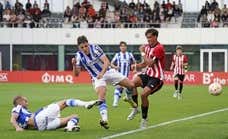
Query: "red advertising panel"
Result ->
[[0, 71, 228, 85]]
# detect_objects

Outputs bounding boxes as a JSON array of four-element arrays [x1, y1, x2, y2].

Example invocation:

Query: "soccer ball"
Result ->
[[208, 82, 223, 96]]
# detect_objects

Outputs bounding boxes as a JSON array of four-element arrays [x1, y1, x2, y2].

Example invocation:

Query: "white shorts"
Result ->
[[93, 68, 126, 89], [34, 104, 61, 131]]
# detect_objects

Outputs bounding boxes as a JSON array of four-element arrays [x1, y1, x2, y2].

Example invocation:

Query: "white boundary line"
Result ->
[[102, 108, 228, 139]]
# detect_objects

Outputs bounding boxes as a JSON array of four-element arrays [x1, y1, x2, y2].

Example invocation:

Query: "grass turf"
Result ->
[[0, 83, 228, 139]]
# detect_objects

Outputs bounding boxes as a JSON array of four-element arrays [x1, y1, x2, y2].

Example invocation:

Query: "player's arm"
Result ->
[[133, 45, 147, 69], [110, 63, 119, 70], [183, 55, 189, 72], [97, 55, 110, 79], [170, 55, 175, 71], [110, 54, 119, 70], [129, 53, 137, 71], [144, 56, 158, 67], [10, 113, 24, 131], [72, 57, 81, 76]]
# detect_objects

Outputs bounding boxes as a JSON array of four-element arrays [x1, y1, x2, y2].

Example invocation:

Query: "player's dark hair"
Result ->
[[13, 96, 23, 106], [145, 28, 159, 37], [119, 41, 127, 46], [77, 35, 88, 45]]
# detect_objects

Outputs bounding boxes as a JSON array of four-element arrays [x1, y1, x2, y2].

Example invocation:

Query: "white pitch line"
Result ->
[[102, 108, 228, 139]]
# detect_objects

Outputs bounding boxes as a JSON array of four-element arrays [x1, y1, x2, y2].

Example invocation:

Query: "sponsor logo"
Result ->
[[42, 72, 73, 84], [203, 73, 228, 85], [0, 73, 8, 82]]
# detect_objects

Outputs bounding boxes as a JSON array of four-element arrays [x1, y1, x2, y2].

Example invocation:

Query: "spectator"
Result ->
[[87, 5, 96, 18], [79, 5, 86, 17], [143, 13, 150, 23], [114, 1, 121, 11], [14, 0, 23, 15], [99, 5, 106, 18], [161, 0, 168, 21], [129, 0, 136, 10], [136, 0, 143, 9], [128, 13, 137, 28], [10, 11, 17, 27], [153, 1, 161, 23], [0, 2, 3, 22], [79, 17, 88, 28], [214, 11, 220, 21], [33, 1, 38, 8], [114, 11, 120, 23], [211, 0, 218, 11], [221, 4, 228, 15], [87, 16, 94, 28], [44, 0, 50, 11], [33, 10, 41, 27], [214, 5, 221, 15], [26, 0, 32, 11], [17, 11, 25, 27], [81, 0, 90, 9], [172, 1, 179, 21], [221, 11, 228, 27], [101, 0, 109, 10], [177, 0, 183, 16], [142, 0, 149, 9], [94, 17, 101, 28], [165, 0, 172, 10], [167, 5, 173, 21], [207, 10, 214, 25], [41, 4, 51, 17], [5, 0, 11, 9], [205, 1, 211, 11], [198, 6, 207, 22], [64, 6, 72, 23], [3, 9, 11, 24], [201, 14, 210, 27], [105, 9, 115, 27], [24, 11, 34, 28], [72, 2, 80, 17]]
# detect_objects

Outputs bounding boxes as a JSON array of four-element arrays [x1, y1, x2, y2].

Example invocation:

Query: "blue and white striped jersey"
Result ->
[[111, 52, 136, 77], [11, 105, 32, 129], [75, 44, 107, 78]]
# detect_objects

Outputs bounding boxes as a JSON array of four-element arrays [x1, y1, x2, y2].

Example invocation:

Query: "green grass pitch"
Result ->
[[0, 83, 228, 139]]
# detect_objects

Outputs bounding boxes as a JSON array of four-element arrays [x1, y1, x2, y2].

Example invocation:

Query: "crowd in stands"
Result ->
[[0, 0, 183, 28], [198, 0, 228, 27], [0, 0, 51, 28], [64, 0, 183, 28]]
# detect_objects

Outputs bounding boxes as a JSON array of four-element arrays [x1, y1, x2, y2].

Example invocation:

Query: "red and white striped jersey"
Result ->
[[171, 54, 188, 75], [144, 42, 165, 80]]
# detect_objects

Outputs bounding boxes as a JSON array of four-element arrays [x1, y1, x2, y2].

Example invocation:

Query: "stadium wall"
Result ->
[[0, 28, 228, 45], [0, 71, 228, 85]]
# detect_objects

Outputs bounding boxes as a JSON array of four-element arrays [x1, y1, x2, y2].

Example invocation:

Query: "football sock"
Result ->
[[174, 80, 178, 90], [126, 88, 133, 99], [99, 100, 108, 121], [66, 99, 88, 107], [141, 106, 148, 119], [67, 117, 79, 127], [179, 83, 183, 94], [132, 94, 138, 106], [113, 88, 123, 104]]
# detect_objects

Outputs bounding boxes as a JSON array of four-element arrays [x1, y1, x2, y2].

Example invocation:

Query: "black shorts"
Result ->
[[174, 74, 185, 81], [138, 74, 163, 95]]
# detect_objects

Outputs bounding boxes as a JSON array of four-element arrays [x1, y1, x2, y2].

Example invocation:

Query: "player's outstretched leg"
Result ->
[[64, 99, 100, 109], [118, 78, 137, 108], [127, 88, 140, 120]]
